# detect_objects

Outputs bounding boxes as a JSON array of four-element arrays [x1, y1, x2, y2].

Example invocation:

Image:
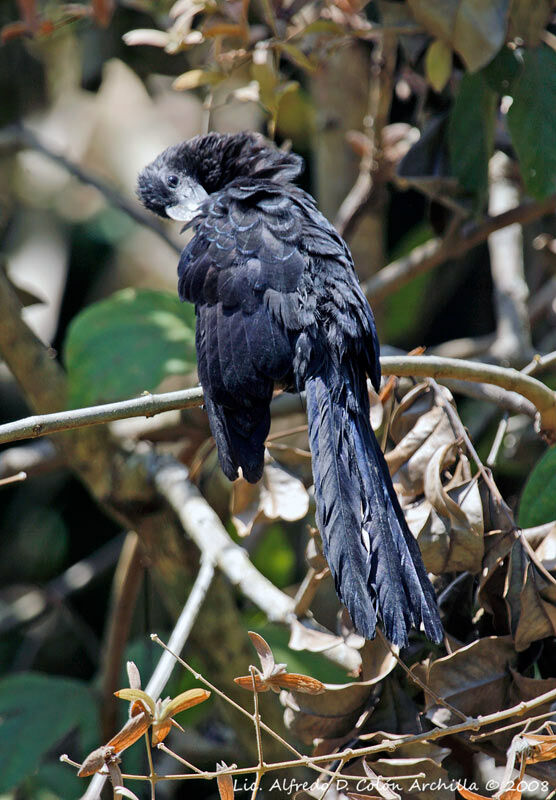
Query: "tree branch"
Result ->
[[0, 355, 553, 445], [381, 354, 556, 436], [0, 124, 181, 255], [363, 194, 556, 303]]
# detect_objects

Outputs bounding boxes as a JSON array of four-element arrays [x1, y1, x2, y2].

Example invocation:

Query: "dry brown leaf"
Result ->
[[362, 756, 449, 800], [151, 719, 172, 746], [247, 630, 276, 673], [231, 458, 309, 536], [234, 671, 325, 694], [216, 761, 234, 800], [421, 636, 516, 725], [234, 673, 270, 692], [522, 732, 556, 764], [163, 688, 211, 718], [78, 746, 115, 778], [499, 780, 522, 800], [107, 712, 151, 753], [386, 383, 458, 498], [504, 540, 556, 651], [362, 759, 400, 800], [403, 445, 484, 574]]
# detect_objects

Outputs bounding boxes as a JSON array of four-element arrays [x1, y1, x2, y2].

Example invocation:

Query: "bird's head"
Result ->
[[137, 131, 303, 223]]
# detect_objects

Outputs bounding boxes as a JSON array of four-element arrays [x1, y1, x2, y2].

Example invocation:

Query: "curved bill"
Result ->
[[165, 184, 209, 223]]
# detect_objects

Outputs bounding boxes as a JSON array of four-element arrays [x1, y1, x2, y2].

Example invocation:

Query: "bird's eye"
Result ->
[[167, 174, 179, 188]]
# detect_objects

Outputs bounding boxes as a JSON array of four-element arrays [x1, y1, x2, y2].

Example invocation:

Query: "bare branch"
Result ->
[[1, 355, 553, 446], [363, 194, 556, 302], [101, 533, 145, 741], [334, 32, 397, 238], [0, 386, 204, 445], [488, 152, 532, 362], [0, 124, 181, 255], [381, 355, 556, 436]]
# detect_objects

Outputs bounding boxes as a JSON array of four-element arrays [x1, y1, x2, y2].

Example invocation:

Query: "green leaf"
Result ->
[[275, 42, 316, 72], [449, 72, 497, 205], [407, 0, 510, 72], [518, 446, 556, 528], [481, 45, 522, 94], [0, 673, 98, 792], [425, 39, 452, 92], [64, 288, 197, 407], [32, 762, 84, 800], [507, 45, 556, 199]]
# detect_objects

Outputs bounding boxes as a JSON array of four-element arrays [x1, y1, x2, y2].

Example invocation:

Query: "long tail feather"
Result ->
[[305, 373, 443, 647]]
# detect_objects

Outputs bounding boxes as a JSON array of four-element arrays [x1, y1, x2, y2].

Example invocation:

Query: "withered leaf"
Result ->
[[78, 745, 116, 778], [215, 761, 235, 800], [114, 688, 155, 717], [404, 445, 484, 574], [504, 539, 556, 651], [247, 630, 276, 675], [234, 673, 270, 692], [387, 383, 459, 498], [162, 688, 211, 718], [126, 661, 141, 690], [421, 636, 516, 725], [362, 759, 401, 800], [151, 719, 172, 746], [231, 458, 309, 537], [107, 712, 151, 753], [522, 732, 556, 765], [234, 671, 325, 694], [363, 756, 449, 800]]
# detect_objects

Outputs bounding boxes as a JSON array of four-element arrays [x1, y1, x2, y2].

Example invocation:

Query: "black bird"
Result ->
[[138, 131, 442, 647]]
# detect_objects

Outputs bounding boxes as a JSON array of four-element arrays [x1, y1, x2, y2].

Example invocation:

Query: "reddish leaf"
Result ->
[[151, 719, 172, 746], [523, 732, 556, 764], [266, 672, 325, 694], [1, 21, 30, 41], [107, 712, 151, 753], [234, 674, 270, 692]]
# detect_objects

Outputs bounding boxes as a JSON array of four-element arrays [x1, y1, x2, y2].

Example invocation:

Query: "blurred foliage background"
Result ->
[[2, 1, 556, 798]]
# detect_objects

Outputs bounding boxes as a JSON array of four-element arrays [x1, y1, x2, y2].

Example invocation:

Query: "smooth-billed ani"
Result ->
[[138, 131, 442, 647]]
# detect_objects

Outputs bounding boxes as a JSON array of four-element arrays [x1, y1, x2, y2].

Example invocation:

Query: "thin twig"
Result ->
[[376, 629, 468, 723], [101, 533, 145, 741], [143, 733, 157, 800], [0, 386, 204, 445], [1, 355, 553, 447], [470, 709, 556, 742], [0, 470, 26, 486], [0, 124, 181, 255], [145, 558, 215, 701], [334, 32, 397, 238], [249, 666, 264, 800], [156, 743, 203, 774], [486, 414, 509, 469], [363, 194, 556, 303]]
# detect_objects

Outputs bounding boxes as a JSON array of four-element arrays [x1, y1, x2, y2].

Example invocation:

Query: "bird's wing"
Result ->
[[178, 183, 311, 405]]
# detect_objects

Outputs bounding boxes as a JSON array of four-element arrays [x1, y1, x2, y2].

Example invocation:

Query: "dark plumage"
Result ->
[[138, 131, 443, 647]]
